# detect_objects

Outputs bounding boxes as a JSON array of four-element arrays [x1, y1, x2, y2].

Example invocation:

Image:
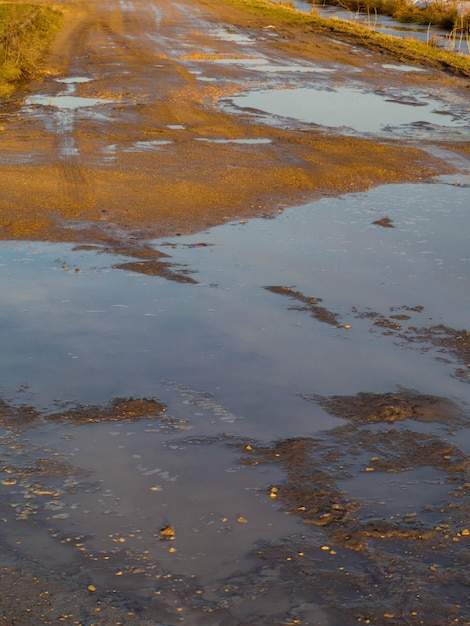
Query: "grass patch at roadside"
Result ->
[[226, 0, 470, 76], [0, 3, 63, 98]]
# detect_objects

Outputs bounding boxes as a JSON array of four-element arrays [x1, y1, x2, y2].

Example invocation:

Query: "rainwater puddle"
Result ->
[[206, 56, 335, 75], [124, 140, 173, 151], [195, 137, 272, 144], [0, 177, 468, 427], [0, 177, 469, 621], [56, 76, 94, 84], [0, 418, 292, 589], [25, 94, 114, 110], [225, 86, 470, 138], [339, 466, 451, 517], [23, 83, 115, 158], [252, 63, 336, 73], [381, 63, 427, 72], [208, 26, 256, 45]]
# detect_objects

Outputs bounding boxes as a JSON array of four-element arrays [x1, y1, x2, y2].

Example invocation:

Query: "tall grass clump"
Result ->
[[0, 3, 63, 97]]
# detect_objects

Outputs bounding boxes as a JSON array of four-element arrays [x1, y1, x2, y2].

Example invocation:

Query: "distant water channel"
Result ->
[[292, 0, 469, 53]]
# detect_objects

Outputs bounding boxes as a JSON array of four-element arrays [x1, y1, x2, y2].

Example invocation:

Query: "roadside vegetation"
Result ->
[[0, 2, 62, 97], [227, 0, 470, 75], [311, 0, 469, 33]]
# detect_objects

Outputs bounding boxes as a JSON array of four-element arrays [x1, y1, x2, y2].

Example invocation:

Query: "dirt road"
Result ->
[[1, 0, 467, 253]]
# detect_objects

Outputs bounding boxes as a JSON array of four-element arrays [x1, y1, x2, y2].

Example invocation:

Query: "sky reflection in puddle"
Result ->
[[225, 86, 470, 138], [0, 178, 469, 611], [25, 94, 114, 109], [0, 177, 468, 434]]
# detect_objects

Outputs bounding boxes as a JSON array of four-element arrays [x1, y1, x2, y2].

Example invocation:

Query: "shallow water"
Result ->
[[225, 85, 470, 139], [0, 175, 469, 620], [1, 177, 468, 420]]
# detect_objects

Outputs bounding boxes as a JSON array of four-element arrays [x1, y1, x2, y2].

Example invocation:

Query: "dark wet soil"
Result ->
[[265, 285, 341, 327], [114, 260, 198, 283], [46, 397, 166, 424], [372, 216, 395, 228]]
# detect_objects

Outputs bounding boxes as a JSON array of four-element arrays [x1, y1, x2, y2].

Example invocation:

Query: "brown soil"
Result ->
[[1, 0, 467, 257]]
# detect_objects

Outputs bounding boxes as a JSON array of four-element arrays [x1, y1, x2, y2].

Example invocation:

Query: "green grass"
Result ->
[[226, 0, 470, 76], [0, 3, 63, 98]]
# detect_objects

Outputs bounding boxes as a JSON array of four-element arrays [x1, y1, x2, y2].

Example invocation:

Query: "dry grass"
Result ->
[[0, 2, 62, 97]]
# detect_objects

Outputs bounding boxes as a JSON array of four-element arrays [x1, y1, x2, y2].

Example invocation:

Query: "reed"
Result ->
[[312, 0, 470, 33]]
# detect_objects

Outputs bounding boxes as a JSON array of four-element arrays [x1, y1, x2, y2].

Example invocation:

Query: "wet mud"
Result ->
[[264, 285, 341, 327], [114, 260, 198, 283], [47, 397, 167, 425]]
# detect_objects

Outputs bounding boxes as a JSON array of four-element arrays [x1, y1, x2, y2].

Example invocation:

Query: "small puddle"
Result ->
[[124, 140, 173, 152], [25, 94, 114, 110], [225, 86, 470, 138], [339, 466, 451, 517], [195, 137, 272, 144], [23, 82, 115, 158], [381, 63, 427, 72], [251, 63, 336, 73], [55, 77, 94, 84], [208, 26, 256, 45]]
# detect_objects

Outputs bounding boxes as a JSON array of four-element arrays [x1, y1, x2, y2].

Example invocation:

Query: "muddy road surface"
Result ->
[[1, 0, 470, 624], [1, 0, 468, 250]]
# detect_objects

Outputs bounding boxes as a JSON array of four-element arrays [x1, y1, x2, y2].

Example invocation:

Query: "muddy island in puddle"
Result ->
[[0, 0, 469, 623]]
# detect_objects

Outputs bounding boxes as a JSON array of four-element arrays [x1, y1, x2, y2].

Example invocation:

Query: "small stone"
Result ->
[[159, 524, 175, 540], [87, 584, 97, 593], [237, 516, 248, 524]]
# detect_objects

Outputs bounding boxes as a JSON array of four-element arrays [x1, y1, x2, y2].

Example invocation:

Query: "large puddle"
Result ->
[[224, 85, 470, 139], [1, 176, 469, 622]]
